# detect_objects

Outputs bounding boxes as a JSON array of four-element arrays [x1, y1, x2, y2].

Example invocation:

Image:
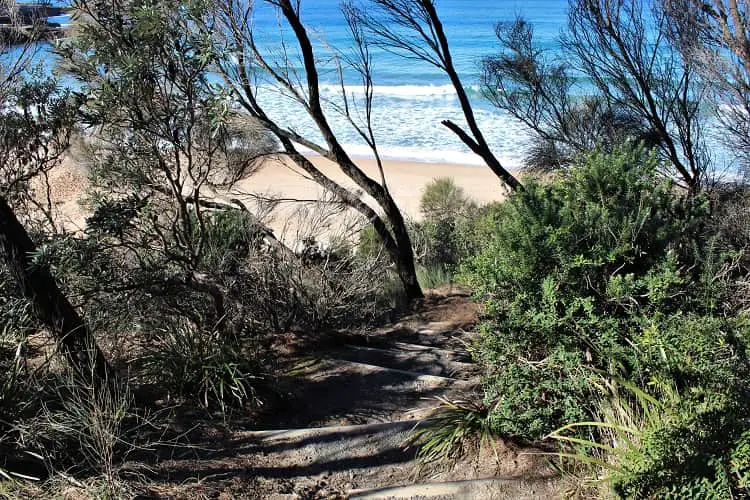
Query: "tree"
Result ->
[[59, 0, 281, 337], [348, 0, 524, 191], [664, 0, 750, 171], [567, 0, 709, 191], [0, 2, 109, 379], [210, 0, 425, 298], [481, 18, 659, 171], [481, 0, 710, 191]]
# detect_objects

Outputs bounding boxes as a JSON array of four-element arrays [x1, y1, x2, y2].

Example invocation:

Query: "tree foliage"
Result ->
[[483, 0, 710, 190], [665, 0, 750, 172]]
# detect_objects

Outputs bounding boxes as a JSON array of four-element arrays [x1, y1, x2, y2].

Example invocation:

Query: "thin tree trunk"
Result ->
[[419, 0, 523, 192], [0, 197, 109, 380], [390, 219, 423, 299], [275, 0, 425, 299]]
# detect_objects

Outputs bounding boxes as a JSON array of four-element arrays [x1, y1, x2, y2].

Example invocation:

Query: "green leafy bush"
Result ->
[[549, 315, 750, 498], [461, 144, 750, 496], [193, 208, 265, 272], [461, 146, 712, 439], [420, 177, 477, 222], [416, 177, 478, 270], [614, 315, 750, 497]]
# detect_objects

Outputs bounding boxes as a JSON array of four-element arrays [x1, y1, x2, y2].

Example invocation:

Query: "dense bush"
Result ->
[[461, 146, 728, 436], [84, 203, 385, 336], [461, 145, 750, 496], [416, 177, 477, 270], [601, 314, 750, 498]]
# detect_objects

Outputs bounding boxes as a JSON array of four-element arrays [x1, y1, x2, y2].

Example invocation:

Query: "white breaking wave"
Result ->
[[342, 143, 487, 165], [296, 143, 491, 166], [247, 82, 533, 168], [247, 82, 479, 100], [317, 83, 480, 99]]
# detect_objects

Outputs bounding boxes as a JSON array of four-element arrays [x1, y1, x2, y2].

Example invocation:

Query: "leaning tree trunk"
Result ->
[[0, 197, 110, 380], [379, 196, 423, 300], [277, 0, 425, 300]]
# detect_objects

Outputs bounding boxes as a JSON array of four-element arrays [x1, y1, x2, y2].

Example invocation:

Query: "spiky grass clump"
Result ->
[[28, 371, 134, 481], [547, 374, 750, 498], [142, 321, 260, 415], [411, 397, 497, 463], [416, 264, 454, 291], [546, 376, 665, 482]]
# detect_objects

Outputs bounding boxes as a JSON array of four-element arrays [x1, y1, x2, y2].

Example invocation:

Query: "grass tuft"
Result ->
[[410, 396, 498, 464]]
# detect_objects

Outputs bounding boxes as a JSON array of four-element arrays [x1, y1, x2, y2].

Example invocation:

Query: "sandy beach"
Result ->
[[237, 155, 514, 218], [46, 154, 517, 238]]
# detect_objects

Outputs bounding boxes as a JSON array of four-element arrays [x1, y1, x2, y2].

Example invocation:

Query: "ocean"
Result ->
[[34, 1, 573, 166], [248, 0, 570, 166]]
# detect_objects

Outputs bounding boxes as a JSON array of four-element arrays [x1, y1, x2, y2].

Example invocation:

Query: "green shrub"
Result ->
[[461, 146, 714, 439], [356, 223, 385, 261], [416, 218, 460, 268], [609, 315, 750, 498], [460, 144, 750, 497], [420, 177, 476, 222], [550, 316, 750, 498], [194, 208, 264, 271], [417, 178, 478, 270], [142, 321, 260, 414]]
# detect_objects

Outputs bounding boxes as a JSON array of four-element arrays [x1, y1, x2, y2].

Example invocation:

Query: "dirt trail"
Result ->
[[149, 292, 560, 499]]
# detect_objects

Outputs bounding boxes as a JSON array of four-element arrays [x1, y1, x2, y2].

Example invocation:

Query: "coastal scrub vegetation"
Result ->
[[461, 145, 750, 496], [0, 0, 750, 498]]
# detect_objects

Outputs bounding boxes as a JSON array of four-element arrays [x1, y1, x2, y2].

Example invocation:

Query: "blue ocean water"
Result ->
[[248, 0, 570, 165], [31, 1, 571, 166]]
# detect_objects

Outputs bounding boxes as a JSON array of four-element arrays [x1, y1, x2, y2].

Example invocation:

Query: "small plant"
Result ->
[[17, 362, 135, 494], [420, 177, 476, 222], [416, 264, 454, 290], [546, 375, 671, 490], [143, 321, 260, 414], [410, 397, 497, 463]]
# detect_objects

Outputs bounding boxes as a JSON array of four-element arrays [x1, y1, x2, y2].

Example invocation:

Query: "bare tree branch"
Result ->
[[352, 0, 523, 191]]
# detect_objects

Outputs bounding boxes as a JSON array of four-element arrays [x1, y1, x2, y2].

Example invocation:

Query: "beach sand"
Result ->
[[236, 155, 513, 217], [46, 154, 517, 240]]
